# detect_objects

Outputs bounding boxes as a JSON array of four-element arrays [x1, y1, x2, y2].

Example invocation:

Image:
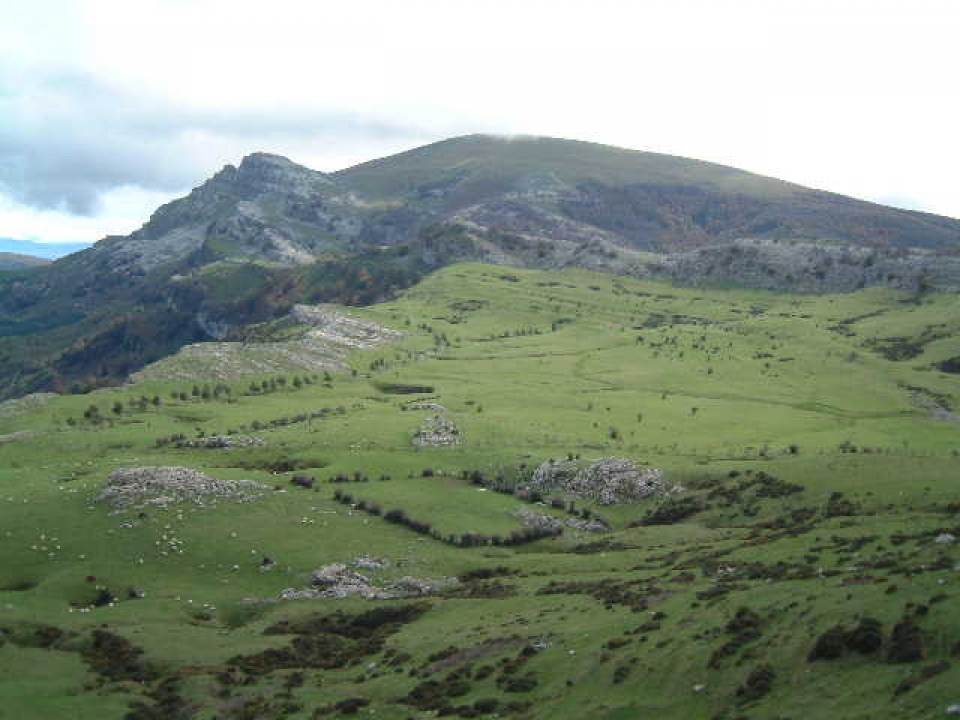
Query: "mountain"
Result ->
[[0, 251, 50, 271], [0, 238, 91, 259], [2, 134, 960, 399]]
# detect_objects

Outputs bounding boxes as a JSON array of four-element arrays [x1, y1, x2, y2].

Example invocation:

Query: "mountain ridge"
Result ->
[[0, 251, 51, 271], [2, 133, 960, 399], [0, 237, 91, 259]]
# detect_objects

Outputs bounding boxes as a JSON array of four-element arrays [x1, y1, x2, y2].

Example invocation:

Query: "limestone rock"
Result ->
[[281, 562, 456, 601], [413, 414, 462, 446], [95, 467, 267, 513], [178, 435, 264, 449], [521, 457, 666, 505]]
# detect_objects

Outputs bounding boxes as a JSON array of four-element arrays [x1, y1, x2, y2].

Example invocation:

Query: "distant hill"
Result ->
[[0, 238, 91, 259], [2, 133, 959, 399], [0, 251, 51, 271]]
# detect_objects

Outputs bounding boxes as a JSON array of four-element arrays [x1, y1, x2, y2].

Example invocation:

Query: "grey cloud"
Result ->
[[0, 71, 450, 215]]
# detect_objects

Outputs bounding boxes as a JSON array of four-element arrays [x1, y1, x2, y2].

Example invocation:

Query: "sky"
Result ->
[[1, 0, 958, 245]]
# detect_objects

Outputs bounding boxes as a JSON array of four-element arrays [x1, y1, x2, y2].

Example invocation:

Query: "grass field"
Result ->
[[1, 263, 958, 719]]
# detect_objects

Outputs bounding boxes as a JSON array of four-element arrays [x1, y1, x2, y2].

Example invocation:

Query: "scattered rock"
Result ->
[[95, 467, 267, 513], [407, 402, 446, 412], [352, 555, 389, 570]]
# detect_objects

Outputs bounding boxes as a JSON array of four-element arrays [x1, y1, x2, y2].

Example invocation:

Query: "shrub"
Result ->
[[845, 618, 883, 654], [888, 619, 923, 663], [736, 664, 775, 703], [808, 625, 845, 661], [291, 474, 315, 489]]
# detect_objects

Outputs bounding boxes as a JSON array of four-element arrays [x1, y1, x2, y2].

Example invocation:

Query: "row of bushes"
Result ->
[[67, 395, 162, 425], [245, 374, 326, 395], [332, 490, 561, 547]]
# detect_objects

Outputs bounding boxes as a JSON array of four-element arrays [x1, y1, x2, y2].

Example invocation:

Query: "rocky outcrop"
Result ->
[[647, 239, 960, 294], [279, 562, 456, 601], [413, 414, 462, 447], [177, 435, 264, 449], [522, 457, 667, 505], [290, 305, 403, 348], [95, 467, 267, 513], [515, 508, 608, 533]]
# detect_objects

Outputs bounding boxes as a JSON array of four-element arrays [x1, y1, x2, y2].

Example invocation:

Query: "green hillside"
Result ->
[[336, 134, 801, 204], [1, 264, 958, 719]]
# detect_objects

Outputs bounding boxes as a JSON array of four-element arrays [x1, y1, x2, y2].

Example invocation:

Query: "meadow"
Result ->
[[0, 263, 957, 719]]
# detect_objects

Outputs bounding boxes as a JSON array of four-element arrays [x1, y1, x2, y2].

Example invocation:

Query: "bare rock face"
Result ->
[[132, 306, 401, 382], [413, 414, 462, 447], [95, 467, 267, 513], [522, 457, 666, 505], [290, 305, 403, 349]]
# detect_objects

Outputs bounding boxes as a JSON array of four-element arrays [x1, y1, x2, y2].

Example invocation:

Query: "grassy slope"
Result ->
[[0, 263, 958, 719], [336, 134, 804, 206]]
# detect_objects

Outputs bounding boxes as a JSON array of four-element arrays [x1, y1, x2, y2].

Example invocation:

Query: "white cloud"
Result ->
[[0, 187, 174, 244], [0, 0, 957, 242]]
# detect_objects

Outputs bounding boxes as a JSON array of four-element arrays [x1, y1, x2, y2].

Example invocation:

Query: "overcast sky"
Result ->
[[2, 0, 958, 244]]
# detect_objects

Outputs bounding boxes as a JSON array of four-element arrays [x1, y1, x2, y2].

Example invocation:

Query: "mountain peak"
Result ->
[[238, 151, 299, 171]]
